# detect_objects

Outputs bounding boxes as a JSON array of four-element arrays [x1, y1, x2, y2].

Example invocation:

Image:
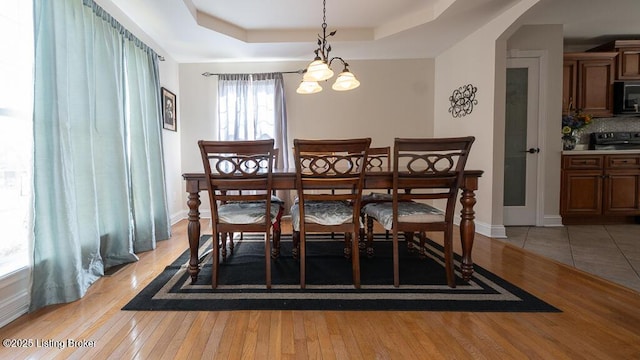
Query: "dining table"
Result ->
[[182, 168, 483, 284]]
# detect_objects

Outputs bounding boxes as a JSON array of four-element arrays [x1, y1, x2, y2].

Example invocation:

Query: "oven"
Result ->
[[589, 132, 640, 150]]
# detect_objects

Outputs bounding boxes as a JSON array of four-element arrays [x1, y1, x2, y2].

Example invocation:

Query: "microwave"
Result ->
[[613, 81, 640, 114]]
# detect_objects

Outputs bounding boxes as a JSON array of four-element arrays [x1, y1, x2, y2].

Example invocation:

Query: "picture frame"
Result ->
[[161, 87, 177, 131]]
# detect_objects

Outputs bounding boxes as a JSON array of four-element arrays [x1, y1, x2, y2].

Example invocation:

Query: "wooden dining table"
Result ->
[[182, 169, 483, 284]]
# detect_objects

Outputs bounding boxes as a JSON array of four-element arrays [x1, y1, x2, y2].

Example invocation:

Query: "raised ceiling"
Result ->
[[105, 0, 640, 63]]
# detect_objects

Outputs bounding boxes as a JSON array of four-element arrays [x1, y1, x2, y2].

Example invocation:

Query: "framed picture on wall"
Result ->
[[161, 87, 177, 131]]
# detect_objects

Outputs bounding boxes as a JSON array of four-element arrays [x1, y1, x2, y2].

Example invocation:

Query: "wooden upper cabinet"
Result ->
[[562, 59, 577, 115], [563, 52, 616, 117], [591, 40, 640, 80]]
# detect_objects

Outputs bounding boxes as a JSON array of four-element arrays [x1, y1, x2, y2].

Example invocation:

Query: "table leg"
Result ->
[[187, 188, 201, 283], [459, 187, 477, 281]]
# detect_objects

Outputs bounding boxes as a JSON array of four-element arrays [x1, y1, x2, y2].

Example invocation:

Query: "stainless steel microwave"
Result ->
[[613, 81, 640, 114]]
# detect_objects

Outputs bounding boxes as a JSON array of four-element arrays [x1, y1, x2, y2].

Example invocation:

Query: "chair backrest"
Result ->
[[393, 137, 475, 218], [364, 146, 390, 171], [293, 138, 371, 211], [198, 139, 275, 224]]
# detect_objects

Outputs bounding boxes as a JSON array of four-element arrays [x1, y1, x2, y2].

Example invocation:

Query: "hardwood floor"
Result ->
[[1, 219, 640, 359]]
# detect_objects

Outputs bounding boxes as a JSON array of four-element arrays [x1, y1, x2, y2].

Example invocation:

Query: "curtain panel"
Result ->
[[31, 0, 170, 310], [217, 72, 289, 169]]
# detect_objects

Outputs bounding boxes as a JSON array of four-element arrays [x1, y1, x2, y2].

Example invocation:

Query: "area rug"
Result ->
[[123, 233, 560, 312]]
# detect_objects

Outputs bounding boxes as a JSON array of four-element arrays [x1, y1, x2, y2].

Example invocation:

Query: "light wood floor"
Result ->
[[2, 219, 640, 359]]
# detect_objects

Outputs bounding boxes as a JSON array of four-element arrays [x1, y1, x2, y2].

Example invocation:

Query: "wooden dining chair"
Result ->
[[357, 146, 391, 255], [291, 138, 371, 289], [229, 148, 285, 259], [362, 137, 475, 288], [198, 139, 282, 289]]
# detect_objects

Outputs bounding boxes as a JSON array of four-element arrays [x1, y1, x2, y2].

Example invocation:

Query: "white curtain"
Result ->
[[31, 0, 170, 310], [217, 73, 289, 168]]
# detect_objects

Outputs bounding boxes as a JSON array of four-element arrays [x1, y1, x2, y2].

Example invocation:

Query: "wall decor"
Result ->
[[448, 84, 478, 118], [161, 87, 177, 131]]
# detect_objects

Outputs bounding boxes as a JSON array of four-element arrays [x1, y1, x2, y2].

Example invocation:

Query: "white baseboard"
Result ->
[[476, 221, 507, 239], [172, 210, 210, 225], [543, 215, 564, 227], [452, 217, 506, 239], [0, 267, 30, 329], [170, 211, 186, 225]]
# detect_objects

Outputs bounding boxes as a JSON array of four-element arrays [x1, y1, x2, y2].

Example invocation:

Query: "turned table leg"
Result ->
[[187, 184, 201, 283], [459, 186, 477, 281]]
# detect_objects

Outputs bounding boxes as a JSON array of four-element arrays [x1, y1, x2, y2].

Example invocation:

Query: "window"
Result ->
[[217, 73, 289, 167], [0, 1, 33, 276]]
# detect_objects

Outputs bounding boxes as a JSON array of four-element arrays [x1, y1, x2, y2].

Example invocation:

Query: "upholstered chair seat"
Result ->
[[361, 192, 393, 203], [218, 201, 283, 225], [290, 200, 358, 231], [362, 201, 444, 230]]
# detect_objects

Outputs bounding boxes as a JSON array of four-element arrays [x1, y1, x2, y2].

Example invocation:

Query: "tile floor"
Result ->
[[502, 224, 640, 293]]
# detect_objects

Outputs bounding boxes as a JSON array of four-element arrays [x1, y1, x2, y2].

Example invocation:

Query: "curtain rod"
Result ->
[[202, 70, 303, 77]]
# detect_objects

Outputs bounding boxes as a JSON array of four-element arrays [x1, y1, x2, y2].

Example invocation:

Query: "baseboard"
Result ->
[[543, 215, 564, 227], [0, 267, 30, 329], [172, 210, 210, 225], [170, 211, 186, 225], [452, 217, 506, 239]]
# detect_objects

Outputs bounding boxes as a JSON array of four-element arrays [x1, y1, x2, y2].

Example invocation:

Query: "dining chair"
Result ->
[[198, 139, 282, 289], [229, 148, 285, 259], [291, 138, 371, 289], [362, 137, 475, 287], [356, 146, 391, 255]]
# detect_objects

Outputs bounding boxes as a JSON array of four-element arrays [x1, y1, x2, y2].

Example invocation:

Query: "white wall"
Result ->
[[506, 25, 564, 226], [176, 59, 435, 217], [434, 0, 539, 237], [158, 59, 183, 225]]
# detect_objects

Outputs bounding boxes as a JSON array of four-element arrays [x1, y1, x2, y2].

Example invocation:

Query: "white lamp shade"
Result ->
[[305, 59, 334, 81], [296, 80, 323, 94], [331, 71, 360, 91]]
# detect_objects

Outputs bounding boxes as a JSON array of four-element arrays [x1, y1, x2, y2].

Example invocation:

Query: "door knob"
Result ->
[[521, 147, 540, 154]]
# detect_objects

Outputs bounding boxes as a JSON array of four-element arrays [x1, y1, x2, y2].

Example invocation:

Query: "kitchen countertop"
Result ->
[[562, 149, 640, 155]]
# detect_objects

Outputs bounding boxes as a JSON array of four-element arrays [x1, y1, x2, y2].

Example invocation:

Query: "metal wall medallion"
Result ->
[[448, 84, 478, 118]]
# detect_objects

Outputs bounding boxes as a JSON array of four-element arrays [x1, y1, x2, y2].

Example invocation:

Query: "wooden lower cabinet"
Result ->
[[561, 154, 640, 224]]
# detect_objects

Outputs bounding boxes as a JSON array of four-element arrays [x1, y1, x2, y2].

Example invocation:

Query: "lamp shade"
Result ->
[[305, 59, 334, 81], [296, 80, 323, 94], [331, 70, 360, 91]]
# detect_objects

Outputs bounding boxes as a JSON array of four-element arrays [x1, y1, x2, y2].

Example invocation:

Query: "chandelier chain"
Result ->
[[323, 0, 326, 26], [296, 0, 360, 94]]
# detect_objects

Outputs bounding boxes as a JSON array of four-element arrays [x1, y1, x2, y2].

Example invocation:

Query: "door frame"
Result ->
[[505, 49, 548, 226]]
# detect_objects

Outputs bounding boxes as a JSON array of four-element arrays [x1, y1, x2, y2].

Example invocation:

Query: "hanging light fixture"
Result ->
[[296, 0, 360, 94]]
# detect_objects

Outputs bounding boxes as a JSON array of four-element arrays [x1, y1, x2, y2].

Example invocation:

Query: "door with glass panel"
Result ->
[[504, 57, 540, 225]]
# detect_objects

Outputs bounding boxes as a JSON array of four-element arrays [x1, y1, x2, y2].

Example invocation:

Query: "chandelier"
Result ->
[[296, 0, 360, 94]]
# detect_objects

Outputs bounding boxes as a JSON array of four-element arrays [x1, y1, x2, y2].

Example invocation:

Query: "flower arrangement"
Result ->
[[561, 109, 593, 136], [561, 107, 593, 150]]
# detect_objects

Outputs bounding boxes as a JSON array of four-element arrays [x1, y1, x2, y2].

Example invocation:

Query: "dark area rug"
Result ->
[[123, 233, 560, 312]]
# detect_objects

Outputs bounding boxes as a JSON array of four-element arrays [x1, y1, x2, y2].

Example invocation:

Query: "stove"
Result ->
[[589, 131, 640, 150]]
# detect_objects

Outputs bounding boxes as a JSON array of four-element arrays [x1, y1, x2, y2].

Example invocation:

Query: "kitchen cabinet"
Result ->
[[563, 53, 617, 117], [561, 153, 640, 223], [590, 40, 640, 80]]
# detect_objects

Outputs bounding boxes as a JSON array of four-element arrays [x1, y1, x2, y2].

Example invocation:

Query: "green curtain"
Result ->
[[31, 0, 170, 311]]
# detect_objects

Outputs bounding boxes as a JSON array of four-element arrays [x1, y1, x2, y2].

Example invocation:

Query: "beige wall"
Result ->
[[176, 59, 434, 217], [506, 25, 564, 226], [158, 59, 183, 224], [178, 59, 434, 172], [434, 0, 540, 237]]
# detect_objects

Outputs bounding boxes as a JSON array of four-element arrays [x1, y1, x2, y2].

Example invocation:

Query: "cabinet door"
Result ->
[[578, 59, 614, 117], [617, 47, 640, 80], [603, 171, 640, 214], [561, 170, 603, 215], [603, 155, 640, 214], [563, 60, 578, 114]]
